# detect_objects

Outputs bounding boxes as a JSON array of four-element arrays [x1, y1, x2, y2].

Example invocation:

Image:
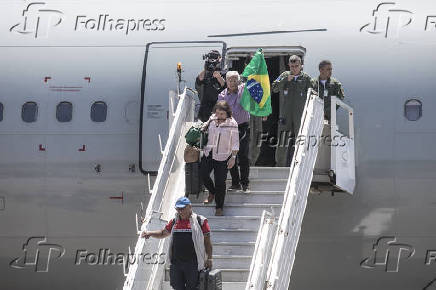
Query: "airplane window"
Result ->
[[22, 102, 38, 123], [56, 101, 73, 122], [91, 101, 107, 122], [404, 99, 422, 121], [0, 102, 3, 122]]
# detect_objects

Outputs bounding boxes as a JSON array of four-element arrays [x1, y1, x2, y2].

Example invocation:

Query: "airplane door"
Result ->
[[330, 96, 356, 194], [140, 41, 227, 173]]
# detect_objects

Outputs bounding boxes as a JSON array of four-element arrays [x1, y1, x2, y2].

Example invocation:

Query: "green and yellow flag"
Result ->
[[240, 48, 272, 117]]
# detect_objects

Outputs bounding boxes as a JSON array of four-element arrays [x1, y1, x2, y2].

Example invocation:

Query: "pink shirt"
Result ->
[[203, 115, 239, 161]]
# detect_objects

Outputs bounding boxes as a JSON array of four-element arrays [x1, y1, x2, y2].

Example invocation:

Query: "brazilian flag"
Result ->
[[240, 48, 272, 117]]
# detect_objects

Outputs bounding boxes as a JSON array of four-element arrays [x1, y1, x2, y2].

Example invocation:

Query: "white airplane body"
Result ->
[[1, 0, 436, 289]]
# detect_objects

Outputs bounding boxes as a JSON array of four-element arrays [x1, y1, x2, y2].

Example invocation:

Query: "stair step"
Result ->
[[210, 229, 258, 243], [164, 267, 250, 282], [213, 241, 255, 256], [162, 281, 246, 290], [193, 203, 282, 217], [212, 255, 252, 269], [190, 191, 285, 204], [227, 179, 287, 191], [205, 216, 261, 231], [217, 269, 249, 282], [245, 167, 290, 180]]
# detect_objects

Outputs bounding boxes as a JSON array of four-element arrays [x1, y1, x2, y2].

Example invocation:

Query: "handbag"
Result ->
[[185, 121, 210, 149], [184, 145, 201, 163]]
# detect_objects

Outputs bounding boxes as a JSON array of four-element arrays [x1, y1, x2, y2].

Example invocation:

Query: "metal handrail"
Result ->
[[123, 87, 194, 289], [264, 90, 325, 290], [330, 96, 354, 140], [246, 210, 277, 290], [329, 95, 356, 194]]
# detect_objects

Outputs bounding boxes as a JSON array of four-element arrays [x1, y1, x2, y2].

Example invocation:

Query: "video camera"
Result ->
[[203, 50, 222, 83]]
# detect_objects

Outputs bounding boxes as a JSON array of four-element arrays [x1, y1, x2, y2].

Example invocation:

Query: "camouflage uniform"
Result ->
[[312, 77, 345, 120], [272, 71, 313, 167]]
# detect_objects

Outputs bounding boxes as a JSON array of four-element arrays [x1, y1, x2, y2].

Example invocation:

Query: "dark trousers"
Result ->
[[229, 122, 250, 186], [170, 260, 199, 290], [200, 154, 228, 209]]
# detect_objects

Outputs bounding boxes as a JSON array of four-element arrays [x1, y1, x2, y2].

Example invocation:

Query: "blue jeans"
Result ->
[[170, 260, 199, 290]]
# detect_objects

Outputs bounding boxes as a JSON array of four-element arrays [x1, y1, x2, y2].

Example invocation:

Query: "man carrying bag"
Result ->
[[141, 197, 213, 290]]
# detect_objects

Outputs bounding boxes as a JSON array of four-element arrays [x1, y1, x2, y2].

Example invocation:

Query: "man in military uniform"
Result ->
[[272, 55, 313, 167], [312, 60, 345, 121]]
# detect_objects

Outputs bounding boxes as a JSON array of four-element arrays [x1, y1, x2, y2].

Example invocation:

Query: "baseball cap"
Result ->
[[175, 196, 191, 208]]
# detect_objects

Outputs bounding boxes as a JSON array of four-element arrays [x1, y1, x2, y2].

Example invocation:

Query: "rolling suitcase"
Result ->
[[198, 268, 209, 290], [185, 161, 202, 197], [207, 269, 222, 290]]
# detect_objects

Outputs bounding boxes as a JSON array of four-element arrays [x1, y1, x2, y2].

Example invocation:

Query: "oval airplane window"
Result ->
[[91, 101, 107, 122], [404, 99, 422, 121], [22, 102, 38, 123], [0, 102, 3, 122], [56, 101, 73, 122]]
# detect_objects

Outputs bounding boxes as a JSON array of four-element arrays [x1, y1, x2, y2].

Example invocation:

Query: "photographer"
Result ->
[[195, 50, 226, 122]]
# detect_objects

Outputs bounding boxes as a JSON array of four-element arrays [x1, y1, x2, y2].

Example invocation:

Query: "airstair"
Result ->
[[123, 84, 355, 289]]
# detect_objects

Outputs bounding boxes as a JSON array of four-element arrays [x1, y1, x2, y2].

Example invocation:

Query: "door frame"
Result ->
[[139, 41, 227, 175]]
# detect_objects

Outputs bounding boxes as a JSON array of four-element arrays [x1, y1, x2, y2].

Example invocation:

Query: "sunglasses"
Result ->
[[175, 206, 187, 211]]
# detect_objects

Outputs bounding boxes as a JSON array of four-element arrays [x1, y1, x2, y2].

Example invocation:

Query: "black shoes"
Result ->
[[229, 183, 250, 192], [228, 184, 242, 191], [242, 184, 250, 193]]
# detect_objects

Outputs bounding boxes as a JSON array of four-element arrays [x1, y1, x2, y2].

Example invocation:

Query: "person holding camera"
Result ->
[[195, 50, 226, 122]]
